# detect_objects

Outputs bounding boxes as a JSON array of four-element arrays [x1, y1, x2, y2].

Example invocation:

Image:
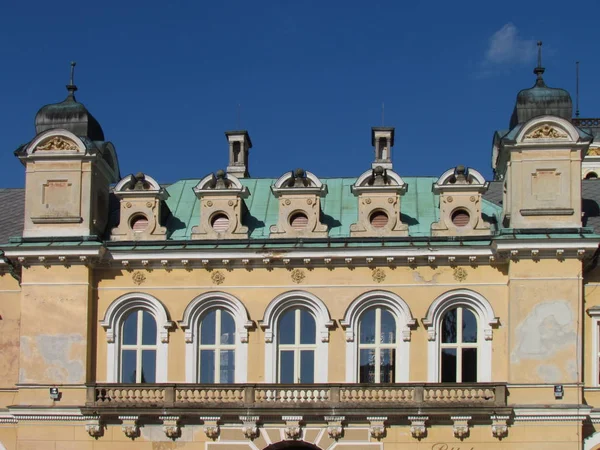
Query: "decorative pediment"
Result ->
[[525, 124, 568, 140], [35, 136, 79, 151]]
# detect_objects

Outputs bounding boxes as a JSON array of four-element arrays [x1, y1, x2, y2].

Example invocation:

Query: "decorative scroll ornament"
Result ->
[[36, 136, 79, 151], [453, 267, 467, 282], [204, 425, 220, 440], [85, 418, 103, 438], [120, 416, 140, 439], [491, 415, 509, 439], [211, 270, 225, 285], [161, 416, 181, 439], [525, 124, 568, 139], [325, 416, 344, 440], [283, 416, 302, 440], [291, 268, 306, 284], [372, 268, 386, 283], [368, 417, 387, 440], [240, 416, 260, 440], [132, 271, 146, 285], [452, 416, 471, 440], [409, 416, 428, 439]]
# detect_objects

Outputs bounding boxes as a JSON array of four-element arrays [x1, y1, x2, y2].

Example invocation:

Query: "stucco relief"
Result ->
[[511, 300, 576, 375]]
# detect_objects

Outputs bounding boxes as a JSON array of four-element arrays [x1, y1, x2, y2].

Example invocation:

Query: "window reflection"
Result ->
[[440, 307, 478, 383], [120, 310, 158, 383], [277, 308, 316, 383], [358, 307, 397, 383], [198, 309, 236, 383]]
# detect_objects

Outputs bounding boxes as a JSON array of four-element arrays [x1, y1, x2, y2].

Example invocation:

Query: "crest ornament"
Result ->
[[372, 268, 386, 283], [453, 267, 467, 282], [211, 270, 225, 285], [36, 136, 79, 151], [132, 271, 146, 285], [525, 124, 568, 139], [291, 269, 306, 284]]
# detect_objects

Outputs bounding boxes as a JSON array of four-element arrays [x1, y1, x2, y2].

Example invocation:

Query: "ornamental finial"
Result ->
[[66, 61, 78, 96]]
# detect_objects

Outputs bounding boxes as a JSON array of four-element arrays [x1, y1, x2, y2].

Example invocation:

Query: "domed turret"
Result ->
[[509, 42, 572, 129], [34, 62, 105, 141]]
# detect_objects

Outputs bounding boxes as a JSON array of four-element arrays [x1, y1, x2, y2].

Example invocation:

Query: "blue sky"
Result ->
[[1, 1, 599, 187]]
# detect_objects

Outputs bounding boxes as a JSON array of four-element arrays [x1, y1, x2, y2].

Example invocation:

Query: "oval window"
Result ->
[[451, 209, 470, 227], [289, 212, 309, 230], [130, 214, 149, 232], [211, 213, 230, 232], [369, 211, 389, 228]]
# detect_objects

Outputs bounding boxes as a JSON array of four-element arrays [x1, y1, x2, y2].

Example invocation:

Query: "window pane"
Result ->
[[300, 350, 314, 383], [122, 311, 138, 345], [279, 310, 295, 345], [359, 348, 376, 383], [462, 308, 478, 343], [462, 348, 478, 382], [380, 309, 396, 344], [441, 348, 457, 382], [280, 351, 294, 383], [200, 310, 216, 345], [141, 311, 157, 345], [200, 349, 215, 383], [359, 309, 376, 344], [300, 309, 316, 344], [442, 309, 457, 343], [380, 349, 395, 383], [141, 350, 156, 383], [220, 350, 235, 383], [220, 311, 235, 345], [121, 349, 137, 383]]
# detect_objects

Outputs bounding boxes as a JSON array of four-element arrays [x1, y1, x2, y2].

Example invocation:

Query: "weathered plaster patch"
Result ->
[[412, 270, 440, 284], [35, 334, 84, 383], [141, 424, 195, 442], [567, 359, 578, 381], [537, 364, 562, 383], [511, 300, 576, 363], [19, 336, 32, 358]]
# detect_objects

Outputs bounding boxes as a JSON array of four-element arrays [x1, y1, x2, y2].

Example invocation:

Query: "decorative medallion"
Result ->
[[291, 269, 306, 284], [36, 136, 79, 151], [387, 197, 394, 204], [365, 198, 372, 204], [228, 200, 234, 206], [372, 268, 386, 283], [285, 199, 291, 206], [306, 198, 313, 205], [211, 270, 225, 285], [447, 196, 453, 203], [470, 196, 476, 202], [453, 267, 467, 282], [206, 200, 213, 207], [132, 271, 146, 285], [126, 202, 132, 208], [525, 124, 567, 139], [146, 201, 153, 208]]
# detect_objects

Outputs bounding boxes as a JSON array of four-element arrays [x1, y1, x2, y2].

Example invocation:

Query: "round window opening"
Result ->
[[289, 212, 309, 230], [211, 213, 230, 232], [451, 209, 470, 227], [369, 211, 389, 228], [130, 214, 149, 233]]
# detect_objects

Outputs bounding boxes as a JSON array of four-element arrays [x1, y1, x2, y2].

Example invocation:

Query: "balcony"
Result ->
[[85, 383, 507, 416]]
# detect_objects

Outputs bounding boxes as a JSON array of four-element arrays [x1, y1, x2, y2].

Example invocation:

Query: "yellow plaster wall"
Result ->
[[0, 272, 21, 395]]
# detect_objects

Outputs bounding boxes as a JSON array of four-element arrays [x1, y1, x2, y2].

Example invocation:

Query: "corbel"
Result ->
[[161, 415, 181, 439], [325, 416, 344, 440], [119, 415, 140, 439], [491, 415, 509, 439], [240, 415, 260, 440], [368, 416, 387, 440], [283, 416, 302, 440], [409, 415, 428, 439], [85, 416, 103, 438], [201, 416, 220, 440], [452, 415, 471, 440]]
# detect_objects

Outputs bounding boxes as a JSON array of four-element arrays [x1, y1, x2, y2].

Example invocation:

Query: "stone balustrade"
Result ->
[[86, 383, 506, 412]]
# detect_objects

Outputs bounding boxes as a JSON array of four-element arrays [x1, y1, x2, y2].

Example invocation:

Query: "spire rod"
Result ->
[[533, 41, 545, 79], [66, 61, 78, 96], [576, 61, 580, 118]]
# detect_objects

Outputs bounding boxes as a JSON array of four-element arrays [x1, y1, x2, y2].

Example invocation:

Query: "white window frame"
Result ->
[[180, 292, 252, 383], [423, 289, 498, 383], [588, 307, 600, 387], [198, 309, 237, 383], [120, 310, 159, 383], [100, 292, 174, 382], [439, 306, 480, 382], [277, 308, 318, 383], [341, 290, 416, 383], [261, 291, 334, 383]]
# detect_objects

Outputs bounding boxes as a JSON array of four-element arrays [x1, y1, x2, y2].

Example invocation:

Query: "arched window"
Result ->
[[198, 309, 236, 383], [278, 308, 316, 383], [439, 306, 478, 382], [358, 307, 396, 383], [121, 310, 158, 383], [180, 292, 252, 383], [261, 291, 334, 383], [423, 289, 498, 383], [100, 293, 173, 383]]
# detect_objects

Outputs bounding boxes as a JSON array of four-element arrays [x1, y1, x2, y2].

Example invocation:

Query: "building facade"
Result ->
[[3, 60, 600, 449]]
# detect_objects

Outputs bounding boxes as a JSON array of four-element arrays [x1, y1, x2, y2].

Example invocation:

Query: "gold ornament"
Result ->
[[453, 267, 468, 282], [291, 268, 306, 284], [132, 271, 146, 285], [525, 125, 567, 139], [372, 268, 386, 283], [36, 136, 79, 151], [211, 270, 225, 285]]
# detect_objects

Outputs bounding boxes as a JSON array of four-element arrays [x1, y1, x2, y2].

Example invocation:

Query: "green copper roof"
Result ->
[[164, 177, 503, 239]]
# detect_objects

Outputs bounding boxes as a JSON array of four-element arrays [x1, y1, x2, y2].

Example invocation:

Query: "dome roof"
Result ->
[[509, 43, 572, 128], [34, 64, 105, 141]]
